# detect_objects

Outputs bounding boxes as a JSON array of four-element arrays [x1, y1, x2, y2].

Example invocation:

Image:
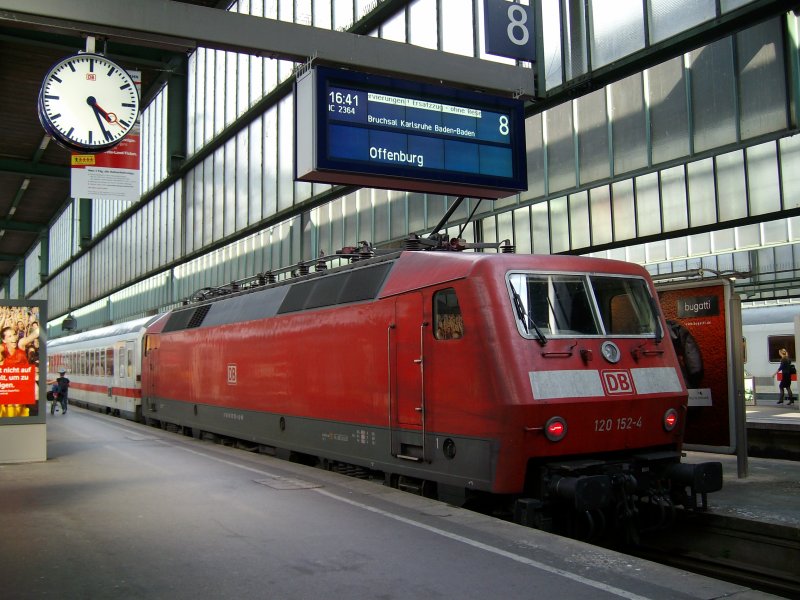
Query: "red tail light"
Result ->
[[545, 416, 567, 442], [663, 408, 678, 431]]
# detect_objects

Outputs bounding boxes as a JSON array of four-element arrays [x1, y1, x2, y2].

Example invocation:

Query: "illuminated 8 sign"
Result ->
[[483, 0, 536, 62]]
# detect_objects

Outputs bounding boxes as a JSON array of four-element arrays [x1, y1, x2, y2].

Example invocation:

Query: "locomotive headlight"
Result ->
[[663, 408, 679, 431], [600, 341, 621, 364], [544, 416, 567, 442]]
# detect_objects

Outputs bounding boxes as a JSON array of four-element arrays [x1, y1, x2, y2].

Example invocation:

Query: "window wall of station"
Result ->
[[541, 0, 773, 92], [22, 0, 799, 333]]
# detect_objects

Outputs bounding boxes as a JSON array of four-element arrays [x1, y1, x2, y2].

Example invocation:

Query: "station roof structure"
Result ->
[[0, 0, 798, 306]]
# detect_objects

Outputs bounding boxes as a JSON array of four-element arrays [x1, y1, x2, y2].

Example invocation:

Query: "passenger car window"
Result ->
[[434, 288, 464, 340], [768, 336, 795, 362]]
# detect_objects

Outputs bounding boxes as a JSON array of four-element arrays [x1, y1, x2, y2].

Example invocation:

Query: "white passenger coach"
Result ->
[[47, 316, 158, 419]]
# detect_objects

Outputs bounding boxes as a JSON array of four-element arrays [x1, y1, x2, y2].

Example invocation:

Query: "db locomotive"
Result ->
[[47, 243, 722, 541]]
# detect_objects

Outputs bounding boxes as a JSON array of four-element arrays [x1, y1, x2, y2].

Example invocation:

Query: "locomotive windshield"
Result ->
[[507, 272, 659, 339]]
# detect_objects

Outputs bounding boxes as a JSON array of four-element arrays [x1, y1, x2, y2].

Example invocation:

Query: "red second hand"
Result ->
[[93, 102, 112, 122]]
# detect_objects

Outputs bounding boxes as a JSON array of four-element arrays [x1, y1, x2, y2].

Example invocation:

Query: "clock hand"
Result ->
[[87, 97, 112, 141], [87, 96, 111, 121]]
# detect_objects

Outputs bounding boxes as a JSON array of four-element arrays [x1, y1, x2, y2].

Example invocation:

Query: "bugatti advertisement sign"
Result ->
[[677, 296, 719, 318], [657, 282, 735, 451]]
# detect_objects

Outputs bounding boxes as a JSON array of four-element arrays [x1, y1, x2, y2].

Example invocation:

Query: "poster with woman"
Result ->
[[0, 302, 45, 421]]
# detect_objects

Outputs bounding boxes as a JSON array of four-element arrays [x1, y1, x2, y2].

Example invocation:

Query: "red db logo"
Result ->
[[602, 370, 635, 395]]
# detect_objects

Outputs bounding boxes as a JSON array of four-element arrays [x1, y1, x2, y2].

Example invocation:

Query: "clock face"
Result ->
[[38, 52, 140, 153]]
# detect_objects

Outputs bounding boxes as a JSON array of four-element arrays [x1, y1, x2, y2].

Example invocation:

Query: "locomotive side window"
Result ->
[[434, 288, 464, 340]]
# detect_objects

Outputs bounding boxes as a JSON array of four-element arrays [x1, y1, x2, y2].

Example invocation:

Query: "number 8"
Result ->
[[499, 115, 509, 136], [507, 4, 530, 46]]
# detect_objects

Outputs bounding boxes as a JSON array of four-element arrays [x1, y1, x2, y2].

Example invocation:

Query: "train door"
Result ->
[[126, 341, 135, 386], [394, 292, 425, 428], [117, 342, 133, 392], [142, 334, 157, 414]]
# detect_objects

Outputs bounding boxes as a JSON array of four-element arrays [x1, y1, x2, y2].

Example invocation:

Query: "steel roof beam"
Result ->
[[0, 158, 70, 180], [0, 0, 535, 98], [0, 219, 46, 233]]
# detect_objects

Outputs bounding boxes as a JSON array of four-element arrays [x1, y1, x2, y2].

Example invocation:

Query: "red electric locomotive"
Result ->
[[141, 243, 721, 539]]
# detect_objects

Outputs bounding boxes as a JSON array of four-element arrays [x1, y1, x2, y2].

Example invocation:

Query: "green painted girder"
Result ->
[[0, 219, 46, 233], [0, 158, 69, 180]]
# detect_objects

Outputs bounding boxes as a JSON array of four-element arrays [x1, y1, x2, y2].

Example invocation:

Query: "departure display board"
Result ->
[[296, 67, 527, 199]]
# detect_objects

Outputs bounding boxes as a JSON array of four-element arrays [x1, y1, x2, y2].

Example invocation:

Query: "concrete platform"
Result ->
[[0, 407, 784, 599], [746, 402, 800, 425], [744, 402, 800, 461], [684, 450, 800, 529]]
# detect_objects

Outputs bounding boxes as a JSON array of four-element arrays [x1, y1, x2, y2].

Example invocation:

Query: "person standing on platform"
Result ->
[[47, 370, 70, 414], [776, 348, 795, 406]]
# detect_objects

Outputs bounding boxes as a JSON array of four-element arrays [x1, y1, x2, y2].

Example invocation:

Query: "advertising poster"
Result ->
[[70, 124, 140, 201], [0, 303, 44, 421], [657, 283, 732, 448]]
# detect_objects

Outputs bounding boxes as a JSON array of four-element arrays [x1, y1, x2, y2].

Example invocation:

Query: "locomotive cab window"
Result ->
[[434, 288, 464, 340], [507, 273, 599, 336], [507, 272, 657, 338], [590, 276, 657, 336]]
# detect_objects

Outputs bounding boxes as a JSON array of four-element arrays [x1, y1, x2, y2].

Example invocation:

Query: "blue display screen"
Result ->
[[299, 67, 527, 199]]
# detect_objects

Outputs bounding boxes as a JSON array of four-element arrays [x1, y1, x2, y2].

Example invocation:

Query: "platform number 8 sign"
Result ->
[[483, 0, 536, 62]]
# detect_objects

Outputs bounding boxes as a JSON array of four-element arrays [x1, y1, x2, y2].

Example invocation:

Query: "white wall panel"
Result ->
[[48, 204, 74, 273], [590, 0, 645, 68], [738, 19, 787, 140], [23, 241, 41, 297], [589, 186, 613, 246], [649, 0, 716, 43]]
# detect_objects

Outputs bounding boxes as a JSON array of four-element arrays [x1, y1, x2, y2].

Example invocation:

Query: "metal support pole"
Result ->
[[729, 288, 748, 478]]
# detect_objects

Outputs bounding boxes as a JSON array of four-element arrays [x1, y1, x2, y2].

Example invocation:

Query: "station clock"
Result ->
[[38, 52, 140, 153]]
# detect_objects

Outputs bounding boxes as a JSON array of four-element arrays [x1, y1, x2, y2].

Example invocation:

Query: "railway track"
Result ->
[[626, 511, 800, 598]]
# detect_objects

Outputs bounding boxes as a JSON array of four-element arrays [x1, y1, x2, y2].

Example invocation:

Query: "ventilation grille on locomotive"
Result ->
[[278, 263, 392, 314], [163, 304, 212, 332]]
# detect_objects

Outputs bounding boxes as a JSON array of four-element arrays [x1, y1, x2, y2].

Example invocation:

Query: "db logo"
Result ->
[[227, 364, 237, 385], [602, 370, 635, 395]]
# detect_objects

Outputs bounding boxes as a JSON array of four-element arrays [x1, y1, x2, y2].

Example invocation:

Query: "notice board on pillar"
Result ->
[[0, 301, 46, 423], [657, 281, 739, 451]]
